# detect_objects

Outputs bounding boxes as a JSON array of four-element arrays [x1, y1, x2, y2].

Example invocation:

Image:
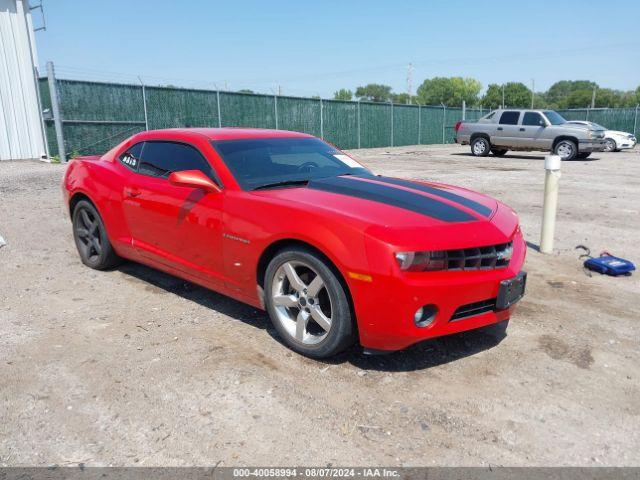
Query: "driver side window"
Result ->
[[137, 141, 220, 185]]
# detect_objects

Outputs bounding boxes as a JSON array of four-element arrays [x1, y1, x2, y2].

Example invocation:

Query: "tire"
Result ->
[[603, 138, 617, 152], [72, 200, 120, 270], [491, 148, 508, 157], [554, 139, 578, 160], [470, 137, 491, 157], [576, 152, 591, 159], [264, 247, 355, 358]]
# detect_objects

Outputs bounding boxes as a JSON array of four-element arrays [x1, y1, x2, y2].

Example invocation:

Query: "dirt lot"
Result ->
[[1, 144, 639, 467]]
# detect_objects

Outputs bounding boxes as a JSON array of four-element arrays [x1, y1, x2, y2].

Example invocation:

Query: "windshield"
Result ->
[[212, 137, 371, 190], [543, 111, 567, 125]]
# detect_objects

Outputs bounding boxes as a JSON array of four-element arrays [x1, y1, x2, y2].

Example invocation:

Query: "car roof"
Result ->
[[135, 127, 315, 141]]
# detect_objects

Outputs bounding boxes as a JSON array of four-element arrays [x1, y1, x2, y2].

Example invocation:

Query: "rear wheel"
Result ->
[[264, 247, 355, 358], [603, 138, 617, 152], [491, 148, 508, 157], [554, 139, 578, 160], [576, 152, 591, 159], [72, 200, 120, 270], [471, 137, 491, 157]]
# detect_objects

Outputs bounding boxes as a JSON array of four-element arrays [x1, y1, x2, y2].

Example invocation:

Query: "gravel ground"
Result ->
[[1, 144, 639, 467]]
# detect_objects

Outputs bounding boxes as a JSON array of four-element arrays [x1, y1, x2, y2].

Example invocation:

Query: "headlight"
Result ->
[[395, 251, 447, 271]]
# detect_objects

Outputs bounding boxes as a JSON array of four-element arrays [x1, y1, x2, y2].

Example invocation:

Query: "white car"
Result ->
[[565, 121, 637, 152]]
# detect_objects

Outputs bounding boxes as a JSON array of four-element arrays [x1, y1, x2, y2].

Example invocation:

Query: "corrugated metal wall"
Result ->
[[0, 0, 47, 160]]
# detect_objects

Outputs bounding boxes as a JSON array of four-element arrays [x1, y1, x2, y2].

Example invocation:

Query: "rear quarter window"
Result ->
[[118, 142, 143, 171]]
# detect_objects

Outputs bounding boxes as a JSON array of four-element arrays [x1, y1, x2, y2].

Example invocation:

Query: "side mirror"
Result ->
[[539, 120, 547, 127], [168, 170, 221, 193]]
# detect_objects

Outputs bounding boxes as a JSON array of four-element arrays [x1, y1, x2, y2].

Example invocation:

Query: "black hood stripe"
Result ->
[[364, 175, 493, 217], [307, 176, 476, 223]]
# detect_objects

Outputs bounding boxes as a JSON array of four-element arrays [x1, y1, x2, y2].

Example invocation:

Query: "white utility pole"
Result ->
[[407, 62, 413, 104], [502, 84, 505, 108], [530, 79, 535, 108]]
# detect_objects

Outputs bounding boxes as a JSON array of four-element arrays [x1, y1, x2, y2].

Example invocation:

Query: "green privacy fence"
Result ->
[[39, 76, 491, 159], [39, 75, 639, 160], [556, 108, 639, 134]]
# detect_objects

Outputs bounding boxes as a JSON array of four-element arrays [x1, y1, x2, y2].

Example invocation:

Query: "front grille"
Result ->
[[450, 298, 497, 321], [444, 242, 512, 270]]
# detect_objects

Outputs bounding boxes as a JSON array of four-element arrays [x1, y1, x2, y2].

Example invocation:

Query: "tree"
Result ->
[[355, 84, 392, 102], [416, 77, 481, 107], [545, 80, 598, 108], [482, 82, 532, 109], [390, 92, 417, 104], [333, 89, 353, 101]]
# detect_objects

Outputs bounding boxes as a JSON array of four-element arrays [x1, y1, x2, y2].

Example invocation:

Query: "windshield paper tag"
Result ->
[[334, 154, 362, 169]]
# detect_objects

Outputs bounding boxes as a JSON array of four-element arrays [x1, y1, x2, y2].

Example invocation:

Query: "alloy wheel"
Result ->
[[75, 207, 103, 262], [556, 141, 574, 159], [604, 139, 615, 152], [473, 139, 487, 155], [271, 260, 333, 345]]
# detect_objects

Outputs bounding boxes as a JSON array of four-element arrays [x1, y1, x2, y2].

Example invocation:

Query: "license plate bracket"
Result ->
[[496, 272, 527, 310]]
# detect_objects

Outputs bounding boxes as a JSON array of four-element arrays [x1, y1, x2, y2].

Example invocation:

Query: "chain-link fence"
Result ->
[[40, 71, 492, 159], [40, 68, 639, 160]]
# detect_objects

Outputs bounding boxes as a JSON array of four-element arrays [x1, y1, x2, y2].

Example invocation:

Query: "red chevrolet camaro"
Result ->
[[62, 128, 526, 358]]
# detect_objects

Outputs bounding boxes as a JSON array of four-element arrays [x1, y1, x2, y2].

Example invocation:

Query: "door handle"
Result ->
[[124, 187, 141, 198], [497, 127, 503, 131], [519, 128, 525, 131]]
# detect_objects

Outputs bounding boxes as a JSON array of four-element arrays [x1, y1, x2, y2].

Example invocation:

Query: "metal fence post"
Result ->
[[586, 108, 590, 121], [319, 98, 323, 139], [274, 94, 279, 130], [462, 100, 466, 121], [441, 103, 446, 144], [357, 100, 361, 149], [634, 104, 639, 137], [417, 104, 421, 145], [46, 61, 66, 162], [216, 90, 222, 127], [138, 76, 149, 131], [390, 101, 394, 147]]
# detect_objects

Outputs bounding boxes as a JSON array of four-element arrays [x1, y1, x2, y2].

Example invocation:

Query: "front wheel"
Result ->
[[554, 139, 578, 160], [471, 137, 491, 157], [603, 138, 617, 152], [264, 247, 355, 358]]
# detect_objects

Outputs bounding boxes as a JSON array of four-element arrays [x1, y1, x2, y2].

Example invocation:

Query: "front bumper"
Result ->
[[352, 230, 526, 352], [578, 139, 606, 152], [617, 137, 636, 149]]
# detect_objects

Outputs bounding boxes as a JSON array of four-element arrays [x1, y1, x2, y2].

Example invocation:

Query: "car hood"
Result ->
[[252, 175, 516, 249], [606, 130, 633, 137], [562, 123, 605, 133]]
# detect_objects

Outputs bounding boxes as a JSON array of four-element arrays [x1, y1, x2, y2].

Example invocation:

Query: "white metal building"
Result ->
[[0, 0, 47, 160]]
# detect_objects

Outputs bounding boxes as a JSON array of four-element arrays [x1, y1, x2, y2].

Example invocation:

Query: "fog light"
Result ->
[[414, 304, 438, 327]]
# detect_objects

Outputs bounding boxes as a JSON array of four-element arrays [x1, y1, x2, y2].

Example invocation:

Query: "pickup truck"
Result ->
[[455, 109, 606, 160]]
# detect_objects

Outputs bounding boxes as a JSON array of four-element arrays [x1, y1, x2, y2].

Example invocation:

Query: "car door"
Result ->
[[492, 111, 522, 146], [520, 112, 550, 149], [120, 140, 226, 286]]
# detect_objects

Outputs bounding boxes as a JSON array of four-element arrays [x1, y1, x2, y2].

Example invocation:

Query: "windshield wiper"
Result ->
[[252, 179, 310, 191]]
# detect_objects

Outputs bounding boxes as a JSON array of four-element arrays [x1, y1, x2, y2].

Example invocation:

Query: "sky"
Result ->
[[34, 0, 640, 98]]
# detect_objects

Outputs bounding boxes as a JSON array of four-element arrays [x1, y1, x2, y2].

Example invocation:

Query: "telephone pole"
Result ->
[[502, 84, 505, 108]]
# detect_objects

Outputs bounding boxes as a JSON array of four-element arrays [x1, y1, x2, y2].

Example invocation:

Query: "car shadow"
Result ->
[[451, 152, 601, 161], [116, 261, 508, 372]]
